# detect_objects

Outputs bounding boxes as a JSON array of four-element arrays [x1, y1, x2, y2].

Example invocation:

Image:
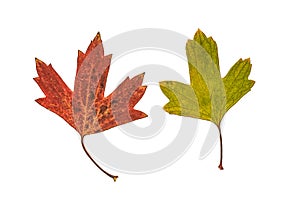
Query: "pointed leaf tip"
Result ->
[[94, 32, 102, 42], [35, 57, 42, 65], [140, 72, 145, 77], [134, 72, 145, 80]]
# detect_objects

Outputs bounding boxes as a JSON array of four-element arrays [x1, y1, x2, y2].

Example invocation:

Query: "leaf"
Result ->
[[34, 32, 148, 181], [159, 28, 255, 170]]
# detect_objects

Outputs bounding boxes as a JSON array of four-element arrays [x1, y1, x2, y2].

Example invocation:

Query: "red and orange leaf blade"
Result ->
[[34, 58, 75, 129], [35, 32, 148, 137]]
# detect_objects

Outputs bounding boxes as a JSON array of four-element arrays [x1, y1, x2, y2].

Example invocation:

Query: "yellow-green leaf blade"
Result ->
[[223, 58, 255, 112], [159, 81, 211, 121], [186, 38, 226, 125], [188, 66, 211, 118], [160, 28, 254, 127], [193, 29, 220, 71]]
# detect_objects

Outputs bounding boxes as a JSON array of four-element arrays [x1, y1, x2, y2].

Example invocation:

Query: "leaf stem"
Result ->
[[81, 136, 118, 181], [217, 125, 224, 170]]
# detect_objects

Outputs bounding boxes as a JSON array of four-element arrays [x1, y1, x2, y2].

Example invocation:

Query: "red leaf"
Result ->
[[34, 32, 148, 181]]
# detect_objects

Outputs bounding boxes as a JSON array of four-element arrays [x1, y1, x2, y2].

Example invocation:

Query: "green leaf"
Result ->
[[159, 28, 255, 170]]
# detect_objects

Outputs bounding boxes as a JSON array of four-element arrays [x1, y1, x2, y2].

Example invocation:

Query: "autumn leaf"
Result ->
[[34, 32, 147, 181], [159, 29, 255, 170]]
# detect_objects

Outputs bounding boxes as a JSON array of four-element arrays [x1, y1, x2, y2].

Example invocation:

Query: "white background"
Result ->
[[1, 0, 300, 199]]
